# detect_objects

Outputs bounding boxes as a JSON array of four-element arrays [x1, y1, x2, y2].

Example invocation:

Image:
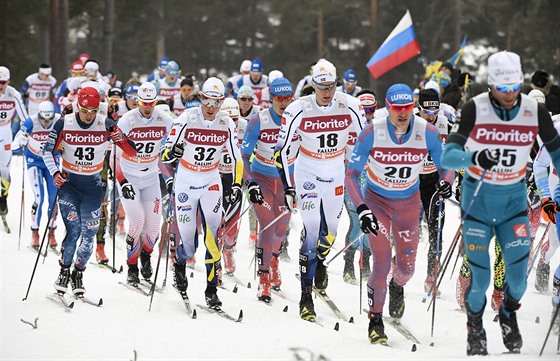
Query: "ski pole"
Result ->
[[539, 303, 560, 357], [22, 188, 60, 301], [449, 235, 464, 279], [149, 191, 174, 311], [111, 143, 117, 272], [430, 197, 444, 337], [18, 157, 25, 250], [222, 203, 252, 236], [324, 232, 363, 267]]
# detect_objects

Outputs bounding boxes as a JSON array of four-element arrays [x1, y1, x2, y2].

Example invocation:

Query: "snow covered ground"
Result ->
[[1, 154, 559, 360]]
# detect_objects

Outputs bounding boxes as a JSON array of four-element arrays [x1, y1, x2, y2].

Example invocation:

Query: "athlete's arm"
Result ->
[[441, 100, 477, 170], [345, 125, 374, 207]]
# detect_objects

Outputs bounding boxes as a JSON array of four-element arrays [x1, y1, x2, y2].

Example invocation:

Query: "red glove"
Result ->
[[108, 125, 124, 143], [108, 103, 119, 122], [541, 197, 558, 224], [53, 171, 67, 188]]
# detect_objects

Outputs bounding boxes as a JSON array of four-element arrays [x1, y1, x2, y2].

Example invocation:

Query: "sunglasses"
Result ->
[[272, 95, 293, 102], [363, 106, 376, 114], [420, 107, 440, 115], [239, 97, 253, 102], [494, 83, 522, 93], [79, 107, 99, 114], [0, 80, 7, 85], [387, 102, 415, 113], [138, 99, 157, 108], [313, 81, 337, 90], [200, 96, 224, 108]]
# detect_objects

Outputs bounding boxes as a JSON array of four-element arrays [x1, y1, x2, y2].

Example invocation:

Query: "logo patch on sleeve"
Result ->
[[513, 223, 528, 238]]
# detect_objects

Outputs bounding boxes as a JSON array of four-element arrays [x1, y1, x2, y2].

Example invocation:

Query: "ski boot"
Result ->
[[314, 258, 328, 291], [140, 249, 152, 280], [270, 255, 282, 290], [48, 227, 58, 248], [368, 312, 388, 344], [299, 287, 316, 321], [466, 310, 488, 356], [205, 285, 222, 308], [388, 278, 405, 319], [343, 253, 357, 285], [498, 304, 522, 353], [96, 243, 109, 264], [535, 260, 550, 293], [257, 270, 271, 303], [127, 264, 140, 285], [222, 244, 236, 274], [70, 267, 85, 295], [31, 228, 40, 249], [54, 266, 71, 294], [174, 261, 188, 291]]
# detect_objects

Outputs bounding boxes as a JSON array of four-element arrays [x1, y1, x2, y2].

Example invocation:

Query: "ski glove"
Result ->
[[171, 141, 186, 159], [435, 180, 452, 199], [357, 204, 378, 235], [53, 171, 67, 188], [247, 182, 264, 205], [541, 197, 558, 224], [284, 187, 296, 213], [107, 103, 119, 122], [473, 149, 500, 170], [230, 183, 242, 204], [108, 125, 125, 143], [120, 180, 136, 200], [166, 178, 174, 195]]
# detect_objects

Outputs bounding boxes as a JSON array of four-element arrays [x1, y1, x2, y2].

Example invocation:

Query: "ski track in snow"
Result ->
[[1, 155, 559, 360]]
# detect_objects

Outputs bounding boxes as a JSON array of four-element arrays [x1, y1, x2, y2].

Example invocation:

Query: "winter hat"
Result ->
[[441, 62, 454, 73], [269, 77, 293, 97], [39, 64, 52, 75], [238, 85, 254, 99], [80, 79, 100, 91], [385, 84, 414, 106], [424, 80, 441, 98], [487, 51, 523, 85], [344, 69, 357, 83], [312, 60, 337, 84], [531, 70, 549, 88], [108, 87, 122, 99], [137, 82, 157, 102], [221, 98, 241, 118], [165, 61, 180, 76], [158, 57, 170, 70], [358, 93, 377, 107], [268, 70, 284, 84], [201, 77, 225, 99], [84, 61, 99, 73], [528, 89, 546, 104], [0, 66, 10, 81], [38, 101, 55, 120], [418, 89, 440, 109], [71, 61, 84, 73], [250, 59, 263, 73], [78, 53, 90, 63], [78, 87, 100, 109], [240, 60, 252, 73], [125, 84, 139, 97]]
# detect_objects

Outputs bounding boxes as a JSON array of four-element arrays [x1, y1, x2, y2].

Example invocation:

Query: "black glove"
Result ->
[[230, 183, 242, 204], [172, 141, 185, 159], [357, 204, 378, 235], [541, 197, 558, 224], [247, 182, 264, 205], [61, 104, 74, 117], [435, 180, 452, 199], [108, 103, 119, 122], [284, 187, 296, 213], [120, 180, 136, 200], [455, 185, 461, 202], [473, 149, 500, 170], [166, 178, 174, 195]]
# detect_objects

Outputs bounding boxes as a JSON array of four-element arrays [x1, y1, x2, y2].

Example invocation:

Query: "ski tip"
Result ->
[[429, 342, 434, 347], [493, 314, 499, 322], [118, 265, 124, 273], [534, 316, 539, 323], [412, 344, 417, 352], [236, 310, 243, 322], [334, 322, 339, 331], [421, 298, 427, 303], [190, 272, 194, 278], [349, 316, 354, 324], [247, 282, 251, 289], [233, 285, 238, 293], [68, 301, 75, 309], [283, 305, 288, 312], [98, 298, 104, 307], [192, 309, 197, 319]]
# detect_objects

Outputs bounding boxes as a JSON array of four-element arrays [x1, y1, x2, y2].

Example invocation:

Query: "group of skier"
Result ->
[[1, 49, 559, 355]]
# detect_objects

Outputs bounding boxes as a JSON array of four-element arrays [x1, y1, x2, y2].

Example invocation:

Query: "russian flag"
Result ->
[[366, 10, 421, 79]]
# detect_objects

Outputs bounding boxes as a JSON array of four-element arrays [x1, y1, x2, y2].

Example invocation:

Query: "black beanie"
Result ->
[[418, 89, 440, 109], [531, 70, 549, 88]]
